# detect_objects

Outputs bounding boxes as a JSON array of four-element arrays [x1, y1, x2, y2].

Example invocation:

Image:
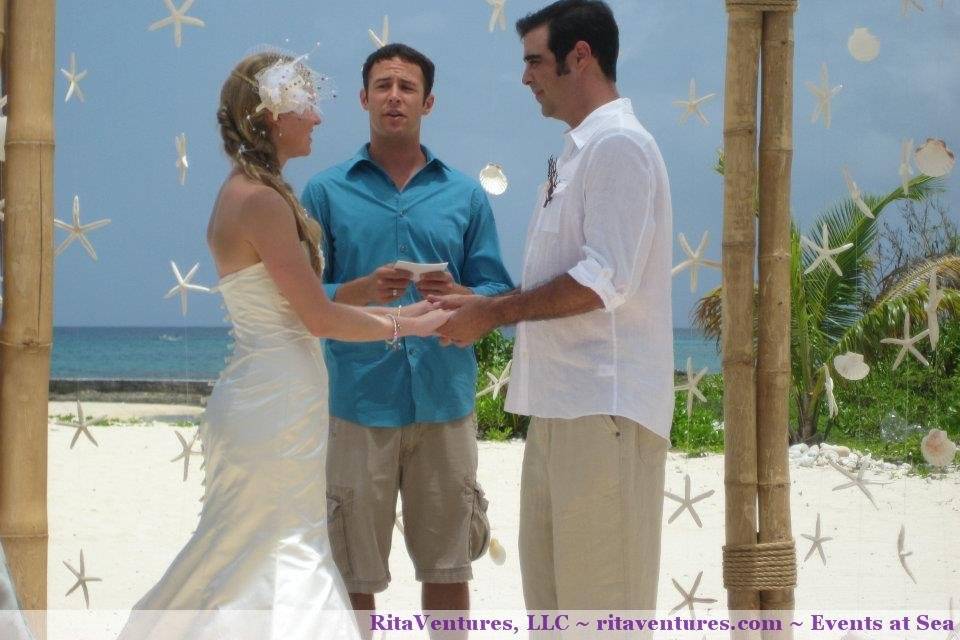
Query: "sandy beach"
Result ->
[[35, 401, 960, 636]]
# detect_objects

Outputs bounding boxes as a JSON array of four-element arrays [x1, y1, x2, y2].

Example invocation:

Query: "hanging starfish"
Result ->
[[899, 138, 915, 197], [170, 430, 202, 482], [148, 0, 206, 48], [880, 314, 930, 370], [672, 79, 715, 126], [63, 550, 102, 609], [671, 231, 721, 293], [828, 459, 887, 510], [842, 167, 874, 219], [486, 0, 507, 32], [674, 357, 708, 418], [823, 364, 838, 419], [924, 269, 944, 350], [175, 133, 189, 186], [664, 474, 715, 528], [368, 15, 389, 48], [60, 52, 88, 103], [805, 63, 842, 128], [669, 571, 717, 618], [54, 195, 111, 260], [801, 223, 853, 276], [476, 360, 512, 399], [897, 524, 918, 584], [801, 513, 832, 564], [901, 0, 925, 15], [56, 399, 99, 449], [164, 261, 211, 316]]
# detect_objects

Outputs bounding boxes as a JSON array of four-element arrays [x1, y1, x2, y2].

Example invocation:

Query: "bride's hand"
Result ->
[[400, 299, 440, 317], [400, 308, 453, 337]]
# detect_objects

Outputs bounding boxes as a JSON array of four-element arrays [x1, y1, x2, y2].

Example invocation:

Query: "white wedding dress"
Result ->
[[120, 261, 359, 640]]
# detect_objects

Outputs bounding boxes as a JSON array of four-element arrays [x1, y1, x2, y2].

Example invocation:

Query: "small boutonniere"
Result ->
[[544, 155, 558, 207]]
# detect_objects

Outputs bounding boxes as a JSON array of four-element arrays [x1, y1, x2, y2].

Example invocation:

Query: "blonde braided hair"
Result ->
[[217, 52, 324, 275]]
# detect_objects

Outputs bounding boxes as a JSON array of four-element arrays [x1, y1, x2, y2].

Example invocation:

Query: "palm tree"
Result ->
[[693, 173, 960, 443]]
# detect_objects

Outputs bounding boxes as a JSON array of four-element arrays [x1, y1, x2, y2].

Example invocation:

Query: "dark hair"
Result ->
[[361, 43, 436, 98], [516, 0, 618, 81]]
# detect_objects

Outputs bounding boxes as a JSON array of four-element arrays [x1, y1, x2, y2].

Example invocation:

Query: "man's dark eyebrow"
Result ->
[[523, 54, 542, 63]]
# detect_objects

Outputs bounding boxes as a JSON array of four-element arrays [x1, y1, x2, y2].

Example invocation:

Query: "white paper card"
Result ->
[[391, 260, 449, 282]]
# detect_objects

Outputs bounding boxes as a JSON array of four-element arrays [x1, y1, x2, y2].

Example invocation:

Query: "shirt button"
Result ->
[[409, 348, 416, 355], [399, 209, 405, 217], [400, 245, 407, 252]]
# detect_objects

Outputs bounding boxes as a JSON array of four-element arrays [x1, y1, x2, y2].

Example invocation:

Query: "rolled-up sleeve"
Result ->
[[461, 188, 516, 297], [567, 135, 657, 312], [300, 182, 341, 300]]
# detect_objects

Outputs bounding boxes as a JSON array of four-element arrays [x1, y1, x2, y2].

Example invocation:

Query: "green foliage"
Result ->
[[670, 374, 725, 456], [473, 330, 530, 440]]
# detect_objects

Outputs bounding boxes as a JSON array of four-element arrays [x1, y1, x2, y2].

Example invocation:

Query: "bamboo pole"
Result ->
[[757, 6, 797, 633], [721, 3, 762, 620], [0, 0, 56, 628]]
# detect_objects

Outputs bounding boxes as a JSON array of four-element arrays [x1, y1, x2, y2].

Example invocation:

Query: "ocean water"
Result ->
[[51, 326, 722, 380]]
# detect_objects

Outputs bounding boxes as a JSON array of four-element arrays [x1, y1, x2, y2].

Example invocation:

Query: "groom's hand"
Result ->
[[433, 294, 497, 347], [416, 270, 471, 297], [367, 264, 413, 303]]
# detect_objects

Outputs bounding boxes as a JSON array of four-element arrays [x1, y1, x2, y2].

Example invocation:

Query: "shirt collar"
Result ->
[[347, 143, 447, 174], [565, 98, 633, 150]]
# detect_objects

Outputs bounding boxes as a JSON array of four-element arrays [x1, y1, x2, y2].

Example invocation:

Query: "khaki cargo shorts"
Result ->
[[326, 413, 490, 594]]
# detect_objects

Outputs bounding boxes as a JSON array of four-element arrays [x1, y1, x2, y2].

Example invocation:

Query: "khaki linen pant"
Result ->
[[519, 415, 668, 610]]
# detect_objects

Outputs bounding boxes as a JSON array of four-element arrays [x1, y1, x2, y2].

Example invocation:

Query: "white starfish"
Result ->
[[164, 261, 211, 316], [902, 0, 925, 15], [56, 399, 99, 449], [669, 571, 717, 617], [486, 0, 507, 32], [60, 52, 87, 103], [476, 360, 512, 399], [897, 524, 917, 584], [170, 430, 202, 482], [805, 63, 842, 128], [674, 357, 708, 418], [664, 474, 715, 528], [801, 514, 833, 564], [54, 195, 111, 260], [175, 133, 189, 186], [842, 166, 874, 219], [880, 314, 930, 369], [148, 0, 206, 48], [899, 138, 917, 198], [672, 78, 715, 126], [63, 550, 101, 609], [801, 223, 853, 276], [368, 15, 389, 48], [671, 231, 721, 293], [828, 459, 888, 510], [823, 364, 838, 419], [924, 269, 944, 350]]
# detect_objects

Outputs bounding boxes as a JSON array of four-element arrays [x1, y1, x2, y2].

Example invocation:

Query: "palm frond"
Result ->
[[877, 254, 960, 304]]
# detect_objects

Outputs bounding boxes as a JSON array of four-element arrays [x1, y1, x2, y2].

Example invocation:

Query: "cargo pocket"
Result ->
[[326, 487, 354, 581], [466, 479, 491, 561]]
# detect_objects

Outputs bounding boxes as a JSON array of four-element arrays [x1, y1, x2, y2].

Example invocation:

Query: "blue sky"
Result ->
[[48, 0, 959, 327]]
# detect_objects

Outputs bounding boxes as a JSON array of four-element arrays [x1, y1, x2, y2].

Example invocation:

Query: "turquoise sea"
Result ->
[[50, 327, 722, 380]]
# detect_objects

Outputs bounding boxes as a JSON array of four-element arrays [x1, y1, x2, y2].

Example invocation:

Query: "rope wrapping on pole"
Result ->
[[722, 540, 798, 590], [726, 0, 797, 11]]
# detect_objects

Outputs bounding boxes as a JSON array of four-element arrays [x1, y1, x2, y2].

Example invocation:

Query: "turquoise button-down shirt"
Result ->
[[301, 145, 515, 427]]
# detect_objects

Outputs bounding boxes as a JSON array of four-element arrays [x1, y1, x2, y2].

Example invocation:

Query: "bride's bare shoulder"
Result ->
[[219, 176, 291, 225]]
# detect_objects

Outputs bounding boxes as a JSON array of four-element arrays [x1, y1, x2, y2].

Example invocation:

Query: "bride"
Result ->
[[119, 52, 450, 640]]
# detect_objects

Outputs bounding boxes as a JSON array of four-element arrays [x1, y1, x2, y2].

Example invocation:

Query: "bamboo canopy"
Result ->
[[0, 1, 56, 631], [721, 0, 798, 636]]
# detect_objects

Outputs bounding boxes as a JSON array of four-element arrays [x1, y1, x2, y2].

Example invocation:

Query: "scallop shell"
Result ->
[[920, 428, 957, 468], [833, 351, 870, 381], [914, 138, 955, 177], [479, 163, 508, 196], [487, 537, 506, 565], [847, 27, 880, 62]]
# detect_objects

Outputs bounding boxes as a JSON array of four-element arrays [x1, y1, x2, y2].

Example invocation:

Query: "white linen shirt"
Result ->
[[504, 98, 674, 440]]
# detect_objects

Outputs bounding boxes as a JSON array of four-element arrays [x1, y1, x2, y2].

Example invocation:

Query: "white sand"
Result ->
[[44, 402, 960, 619]]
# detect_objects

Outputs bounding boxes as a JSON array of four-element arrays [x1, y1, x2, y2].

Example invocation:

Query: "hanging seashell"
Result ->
[[847, 27, 880, 62], [479, 163, 509, 196], [920, 428, 957, 468], [914, 138, 955, 177], [488, 537, 506, 565], [833, 351, 870, 381]]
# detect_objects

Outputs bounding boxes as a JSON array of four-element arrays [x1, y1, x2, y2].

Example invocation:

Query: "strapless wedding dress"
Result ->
[[120, 262, 359, 639]]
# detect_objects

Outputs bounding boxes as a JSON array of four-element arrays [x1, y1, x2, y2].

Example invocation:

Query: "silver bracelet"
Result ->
[[385, 313, 401, 350]]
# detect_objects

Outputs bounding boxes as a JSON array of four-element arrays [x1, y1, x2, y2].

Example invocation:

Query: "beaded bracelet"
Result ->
[[385, 313, 401, 350]]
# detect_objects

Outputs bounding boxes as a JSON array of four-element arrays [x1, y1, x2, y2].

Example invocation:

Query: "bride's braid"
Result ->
[[218, 53, 324, 275]]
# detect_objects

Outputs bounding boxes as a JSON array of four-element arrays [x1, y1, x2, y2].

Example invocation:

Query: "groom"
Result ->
[[301, 43, 513, 628]]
